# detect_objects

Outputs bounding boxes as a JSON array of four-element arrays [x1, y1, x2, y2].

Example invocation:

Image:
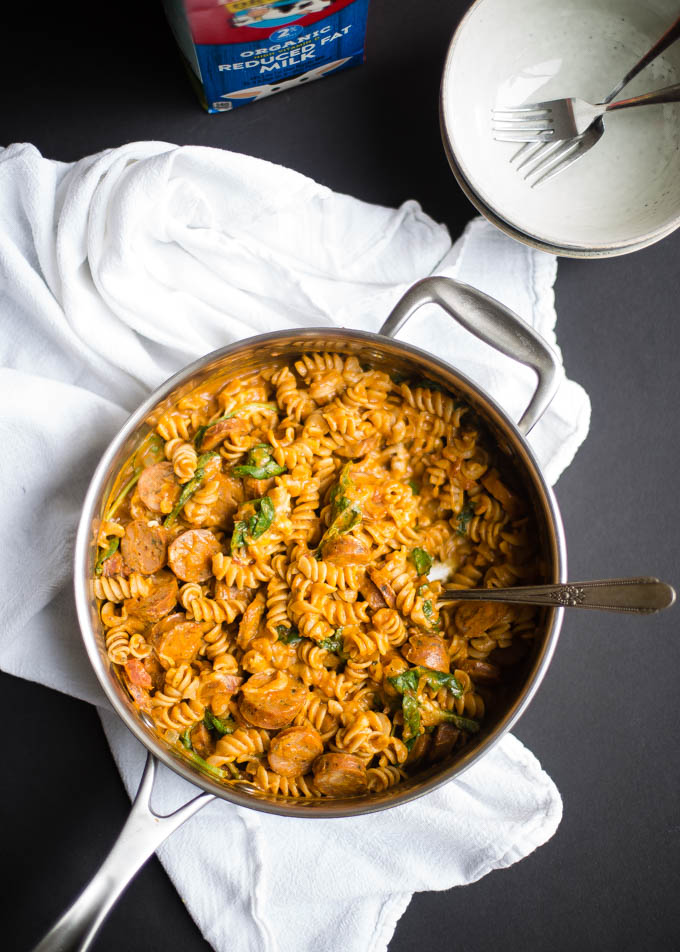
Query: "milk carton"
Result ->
[[163, 0, 371, 113]]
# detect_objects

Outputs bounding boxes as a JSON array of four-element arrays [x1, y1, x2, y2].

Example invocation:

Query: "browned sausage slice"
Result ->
[[322, 537, 370, 565], [402, 634, 450, 673], [405, 732, 431, 766], [358, 575, 387, 610], [100, 551, 127, 578], [459, 659, 501, 683], [151, 612, 204, 666], [366, 567, 396, 608], [200, 474, 244, 529], [313, 753, 368, 797], [268, 725, 324, 778], [215, 581, 251, 602], [123, 675, 152, 713], [427, 724, 460, 763], [167, 529, 221, 582], [190, 722, 216, 759], [121, 520, 168, 574], [124, 658, 153, 690], [454, 602, 508, 637], [142, 653, 166, 690], [239, 670, 306, 729], [243, 476, 276, 500], [200, 417, 248, 452], [137, 461, 180, 513], [125, 571, 178, 623], [237, 593, 266, 649]]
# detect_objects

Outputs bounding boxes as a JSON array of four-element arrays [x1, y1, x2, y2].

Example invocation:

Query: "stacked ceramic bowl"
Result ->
[[440, 0, 680, 257]]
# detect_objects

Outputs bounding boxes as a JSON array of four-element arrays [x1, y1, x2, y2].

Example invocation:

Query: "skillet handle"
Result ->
[[378, 276, 562, 435], [31, 753, 214, 952]]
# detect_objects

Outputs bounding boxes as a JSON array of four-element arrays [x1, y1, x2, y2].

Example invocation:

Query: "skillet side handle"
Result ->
[[32, 754, 214, 952], [379, 276, 562, 435]]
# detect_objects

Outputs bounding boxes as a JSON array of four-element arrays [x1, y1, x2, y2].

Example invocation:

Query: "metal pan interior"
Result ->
[[74, 328, 566, 819]]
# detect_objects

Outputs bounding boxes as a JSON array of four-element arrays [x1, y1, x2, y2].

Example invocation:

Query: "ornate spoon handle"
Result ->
[[437, 577, 675, 614]]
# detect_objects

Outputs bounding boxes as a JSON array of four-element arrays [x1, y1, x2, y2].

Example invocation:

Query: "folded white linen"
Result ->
[[0, 141, 589, 952]]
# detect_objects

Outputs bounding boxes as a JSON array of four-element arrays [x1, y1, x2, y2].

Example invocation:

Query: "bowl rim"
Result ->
[[74, 325, 567, 819], [439, 0, 680, 259]]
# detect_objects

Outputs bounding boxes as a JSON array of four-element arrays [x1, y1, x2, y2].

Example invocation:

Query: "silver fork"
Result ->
[[497, 12, 680, 186], [492, 83, 680, 143]]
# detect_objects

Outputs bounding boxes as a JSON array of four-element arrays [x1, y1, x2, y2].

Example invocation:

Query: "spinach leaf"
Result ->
[[440, 711, 481, 733], [328, 463, 354, 520], [402, 693, 421, 739], [230, 520, 249, 554], [317, 478, 362, 554], [248, 495, 275, 540], [195, 403, 278, 449], [276, 625, 301, 645], [179, 723, 230, 778], [389, 665, 466, 743], [186, 749, 228, 780], [422, 599, 440, 631], [388, 669, 419, 695], [193, 425, 208, 449], [163, 452, 219, 528], [230, 496, 275, 553], [319, 629, 346, 656], [389, 666, 463, 698], [410, 547, 432, 576], [204, 710, 235, 736], [180, 727, 193, 750], [232, 443, 287, 479], [456, 500, 475, 536], [94, 536, 120, 576]]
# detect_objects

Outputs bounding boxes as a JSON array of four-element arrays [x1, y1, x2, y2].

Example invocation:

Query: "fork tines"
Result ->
[[510, 138, 584, 187], [492, 106, 555, 142]]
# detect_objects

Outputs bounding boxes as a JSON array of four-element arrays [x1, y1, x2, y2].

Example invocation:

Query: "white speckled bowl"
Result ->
[[440, 0, 680, 257]]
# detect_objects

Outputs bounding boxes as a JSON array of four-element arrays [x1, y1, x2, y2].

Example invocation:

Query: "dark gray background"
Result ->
[[2, 1, 679, 950]]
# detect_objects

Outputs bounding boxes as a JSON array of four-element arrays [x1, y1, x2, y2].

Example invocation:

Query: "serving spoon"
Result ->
[[436, 577, 675, 614]]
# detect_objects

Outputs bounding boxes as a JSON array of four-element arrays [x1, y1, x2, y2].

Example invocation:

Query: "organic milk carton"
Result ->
[[163, 0, 371, 112]]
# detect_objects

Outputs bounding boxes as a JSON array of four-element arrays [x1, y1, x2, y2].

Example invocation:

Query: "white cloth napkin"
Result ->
[[0, 141, 590, 952]]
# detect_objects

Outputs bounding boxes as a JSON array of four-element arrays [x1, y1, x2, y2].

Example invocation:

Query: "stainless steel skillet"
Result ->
[[34, 276, 566, 951]]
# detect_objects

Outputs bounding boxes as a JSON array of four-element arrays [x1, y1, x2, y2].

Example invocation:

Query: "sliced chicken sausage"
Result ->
[[200, 417, 248, 452], [151, 612, 204, 666], [239, 670, 306, 730], [190, 722, 216, 760], [459, 659, 501, 683], [199, 473, 244, 529], [121, 520, 167, 574], [268, 725, 324, 777], [124, 571, 178, 623], [137, 461, 180, 513], [402, 634, 450, 673], [322, 537, 370, 565], [427, 724, 460, 763], [167, 529, 221, 582], [312, 753, 368, 797]]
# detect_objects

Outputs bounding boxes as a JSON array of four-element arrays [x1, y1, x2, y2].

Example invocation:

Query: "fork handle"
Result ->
[[437, 578, 676, 614], [607, 82, 680, 111], [606, 14, 680, 102]]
